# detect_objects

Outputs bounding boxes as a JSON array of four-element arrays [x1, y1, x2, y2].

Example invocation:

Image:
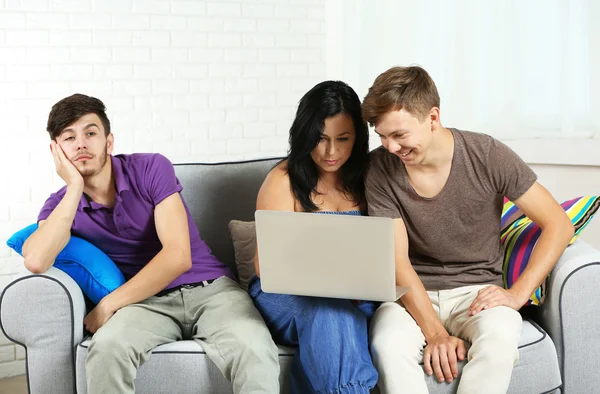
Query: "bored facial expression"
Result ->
[[56, 113, 113, 177]]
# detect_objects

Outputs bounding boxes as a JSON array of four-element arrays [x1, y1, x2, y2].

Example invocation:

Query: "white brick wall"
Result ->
[[0, 0, 326, 378]]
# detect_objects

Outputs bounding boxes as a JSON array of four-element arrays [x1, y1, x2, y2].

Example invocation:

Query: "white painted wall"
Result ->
[[333, 0, 600, 166], [0, 0, 326, 378]]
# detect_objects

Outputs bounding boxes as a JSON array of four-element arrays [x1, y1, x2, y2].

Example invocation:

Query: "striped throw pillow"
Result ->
[[501, 196, 600, 306]]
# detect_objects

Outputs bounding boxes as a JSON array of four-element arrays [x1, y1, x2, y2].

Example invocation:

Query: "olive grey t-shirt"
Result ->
[[366, 129, 537, 290]]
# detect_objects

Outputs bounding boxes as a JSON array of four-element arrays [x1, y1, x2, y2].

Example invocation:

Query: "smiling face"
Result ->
[[56, 113, 114, 178], [374, 108, 438, 166], [310, 113, 356, 174]]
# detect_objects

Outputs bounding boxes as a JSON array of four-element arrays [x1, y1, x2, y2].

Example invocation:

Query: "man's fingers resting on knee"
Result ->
[[423, 349, 433, 375], [457, 338, 467, 360], [447, 345, 459, 378], [439, 348, 454, 382], [431, 348, 444, 382]]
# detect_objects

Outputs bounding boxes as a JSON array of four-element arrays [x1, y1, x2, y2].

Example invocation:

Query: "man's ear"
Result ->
[[429, 107, 441, 130], [106, 133, 114, 154]]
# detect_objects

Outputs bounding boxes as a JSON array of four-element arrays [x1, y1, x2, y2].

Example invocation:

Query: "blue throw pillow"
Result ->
[[6, 224, 126, 305]]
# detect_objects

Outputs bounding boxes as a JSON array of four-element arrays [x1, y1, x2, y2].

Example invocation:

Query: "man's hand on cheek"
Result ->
[[50, 141, 83, 188]]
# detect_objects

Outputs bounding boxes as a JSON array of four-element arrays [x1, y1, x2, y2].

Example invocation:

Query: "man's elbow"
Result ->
[[23, 256, 49, 274], [172, 248, 192, 273], [180, 257, 193, 273], [563, 219, 575, 243], [547, 215, 575, 245]]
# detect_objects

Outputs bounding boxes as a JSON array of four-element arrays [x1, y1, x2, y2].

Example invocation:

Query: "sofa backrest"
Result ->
[[174, 158, 281, 276]]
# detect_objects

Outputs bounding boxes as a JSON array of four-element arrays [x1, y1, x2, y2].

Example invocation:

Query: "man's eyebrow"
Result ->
[[59, 123, 100, 137], [83, 123, 100, 130], [374, 129, 408, 136]]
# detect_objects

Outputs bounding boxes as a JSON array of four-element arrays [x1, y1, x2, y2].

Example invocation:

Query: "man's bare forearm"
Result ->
[[99, 247, 192, 313], [397, 265, 448, 341], [510, 221, 574, 302], [23, 184, 83, 273]]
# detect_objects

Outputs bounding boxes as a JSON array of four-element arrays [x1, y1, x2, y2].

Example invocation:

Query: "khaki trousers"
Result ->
[[86, 276, 280, 394]]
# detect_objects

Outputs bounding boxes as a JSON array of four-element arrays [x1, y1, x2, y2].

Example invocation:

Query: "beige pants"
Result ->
[[370, 285, 522, 394], [86, 276, 280, 394]]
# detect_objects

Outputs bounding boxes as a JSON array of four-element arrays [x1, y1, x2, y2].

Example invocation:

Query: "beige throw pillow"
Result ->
[[228, 220, 257, 291]]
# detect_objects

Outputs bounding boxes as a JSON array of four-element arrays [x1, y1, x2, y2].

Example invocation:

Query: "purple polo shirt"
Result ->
[[38, 153, 233, 289]]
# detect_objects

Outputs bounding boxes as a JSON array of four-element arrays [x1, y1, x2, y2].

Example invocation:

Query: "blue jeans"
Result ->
[[248, 276, 379, 394]]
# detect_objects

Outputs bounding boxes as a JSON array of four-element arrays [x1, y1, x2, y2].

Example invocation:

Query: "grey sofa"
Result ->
[[1, 158, 599, 394]]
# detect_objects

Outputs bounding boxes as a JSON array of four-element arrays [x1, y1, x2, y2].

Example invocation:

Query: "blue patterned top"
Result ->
[[314, 210, 362, 216]]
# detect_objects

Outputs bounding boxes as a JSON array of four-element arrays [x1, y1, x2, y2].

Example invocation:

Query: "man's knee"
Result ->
[[220, 312, 279, 359], [370, 303, 424, 358], [87, 331, 136, 368], [468, 306, 521, 364], [474, 306, 522, 343], [87, 316, 152, 369]]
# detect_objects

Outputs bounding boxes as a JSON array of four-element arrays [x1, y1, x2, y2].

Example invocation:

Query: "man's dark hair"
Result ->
[[47, 94, 111, 140]]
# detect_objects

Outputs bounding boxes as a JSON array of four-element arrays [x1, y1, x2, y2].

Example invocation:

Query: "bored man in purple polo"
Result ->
[[22, 94, 279, 394]]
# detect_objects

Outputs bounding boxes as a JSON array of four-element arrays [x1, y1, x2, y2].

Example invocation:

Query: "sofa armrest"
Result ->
[[0, 267, 87, 394], [538, 240, 600, 394]]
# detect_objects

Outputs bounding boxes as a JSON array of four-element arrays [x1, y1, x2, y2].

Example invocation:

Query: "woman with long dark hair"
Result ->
[[248, 81, 378, 394]]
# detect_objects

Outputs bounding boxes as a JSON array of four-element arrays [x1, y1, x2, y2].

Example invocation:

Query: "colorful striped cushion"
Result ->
[[501, 196, 600, 306]]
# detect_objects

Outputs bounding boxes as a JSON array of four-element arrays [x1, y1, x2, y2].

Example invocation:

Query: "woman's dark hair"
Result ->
[[284, 80, 369, 212], [47, 94, 111, 140]]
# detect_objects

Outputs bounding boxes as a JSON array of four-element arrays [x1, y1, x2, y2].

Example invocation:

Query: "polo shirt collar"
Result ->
[[77, 155, 129, 212]]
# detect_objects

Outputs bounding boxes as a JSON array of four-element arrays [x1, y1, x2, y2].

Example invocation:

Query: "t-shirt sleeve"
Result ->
[[365, 160, 403, 219], [37, 193, 62, 223], [144, 154, 183, 206], [487, 138, 538, 201]]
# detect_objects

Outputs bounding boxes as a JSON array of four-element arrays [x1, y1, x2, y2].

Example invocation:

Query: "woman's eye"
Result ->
[[338, 138, 349, 142]]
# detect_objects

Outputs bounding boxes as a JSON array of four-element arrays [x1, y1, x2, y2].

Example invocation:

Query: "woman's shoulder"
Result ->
[[257, 160, 296, 210], [264, 160, 290, 186]]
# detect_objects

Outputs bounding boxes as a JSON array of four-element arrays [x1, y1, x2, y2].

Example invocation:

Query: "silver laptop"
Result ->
[[254, 210, 408, 302]]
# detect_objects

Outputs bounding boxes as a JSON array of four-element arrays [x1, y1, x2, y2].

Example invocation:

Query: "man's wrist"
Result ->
[[423, 325, 449, 343], [508, 285, 531, 307], [66, 183, 84, 196], [99, 293, 120, 314]]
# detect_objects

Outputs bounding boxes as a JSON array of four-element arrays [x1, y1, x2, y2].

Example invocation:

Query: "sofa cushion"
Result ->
[[6, 223, 126, 305], [228, 220, 257, 291], [76, 319, 559, 394], [501, 196, 600, 306], [174, 159, 281, 276]]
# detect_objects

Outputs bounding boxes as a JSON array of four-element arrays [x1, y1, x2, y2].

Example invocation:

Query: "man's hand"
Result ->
[[424, 334, 467, 383], [83, 300, 116, 334], [468, 285, 526, 316], [50, 141, 83, 188]]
